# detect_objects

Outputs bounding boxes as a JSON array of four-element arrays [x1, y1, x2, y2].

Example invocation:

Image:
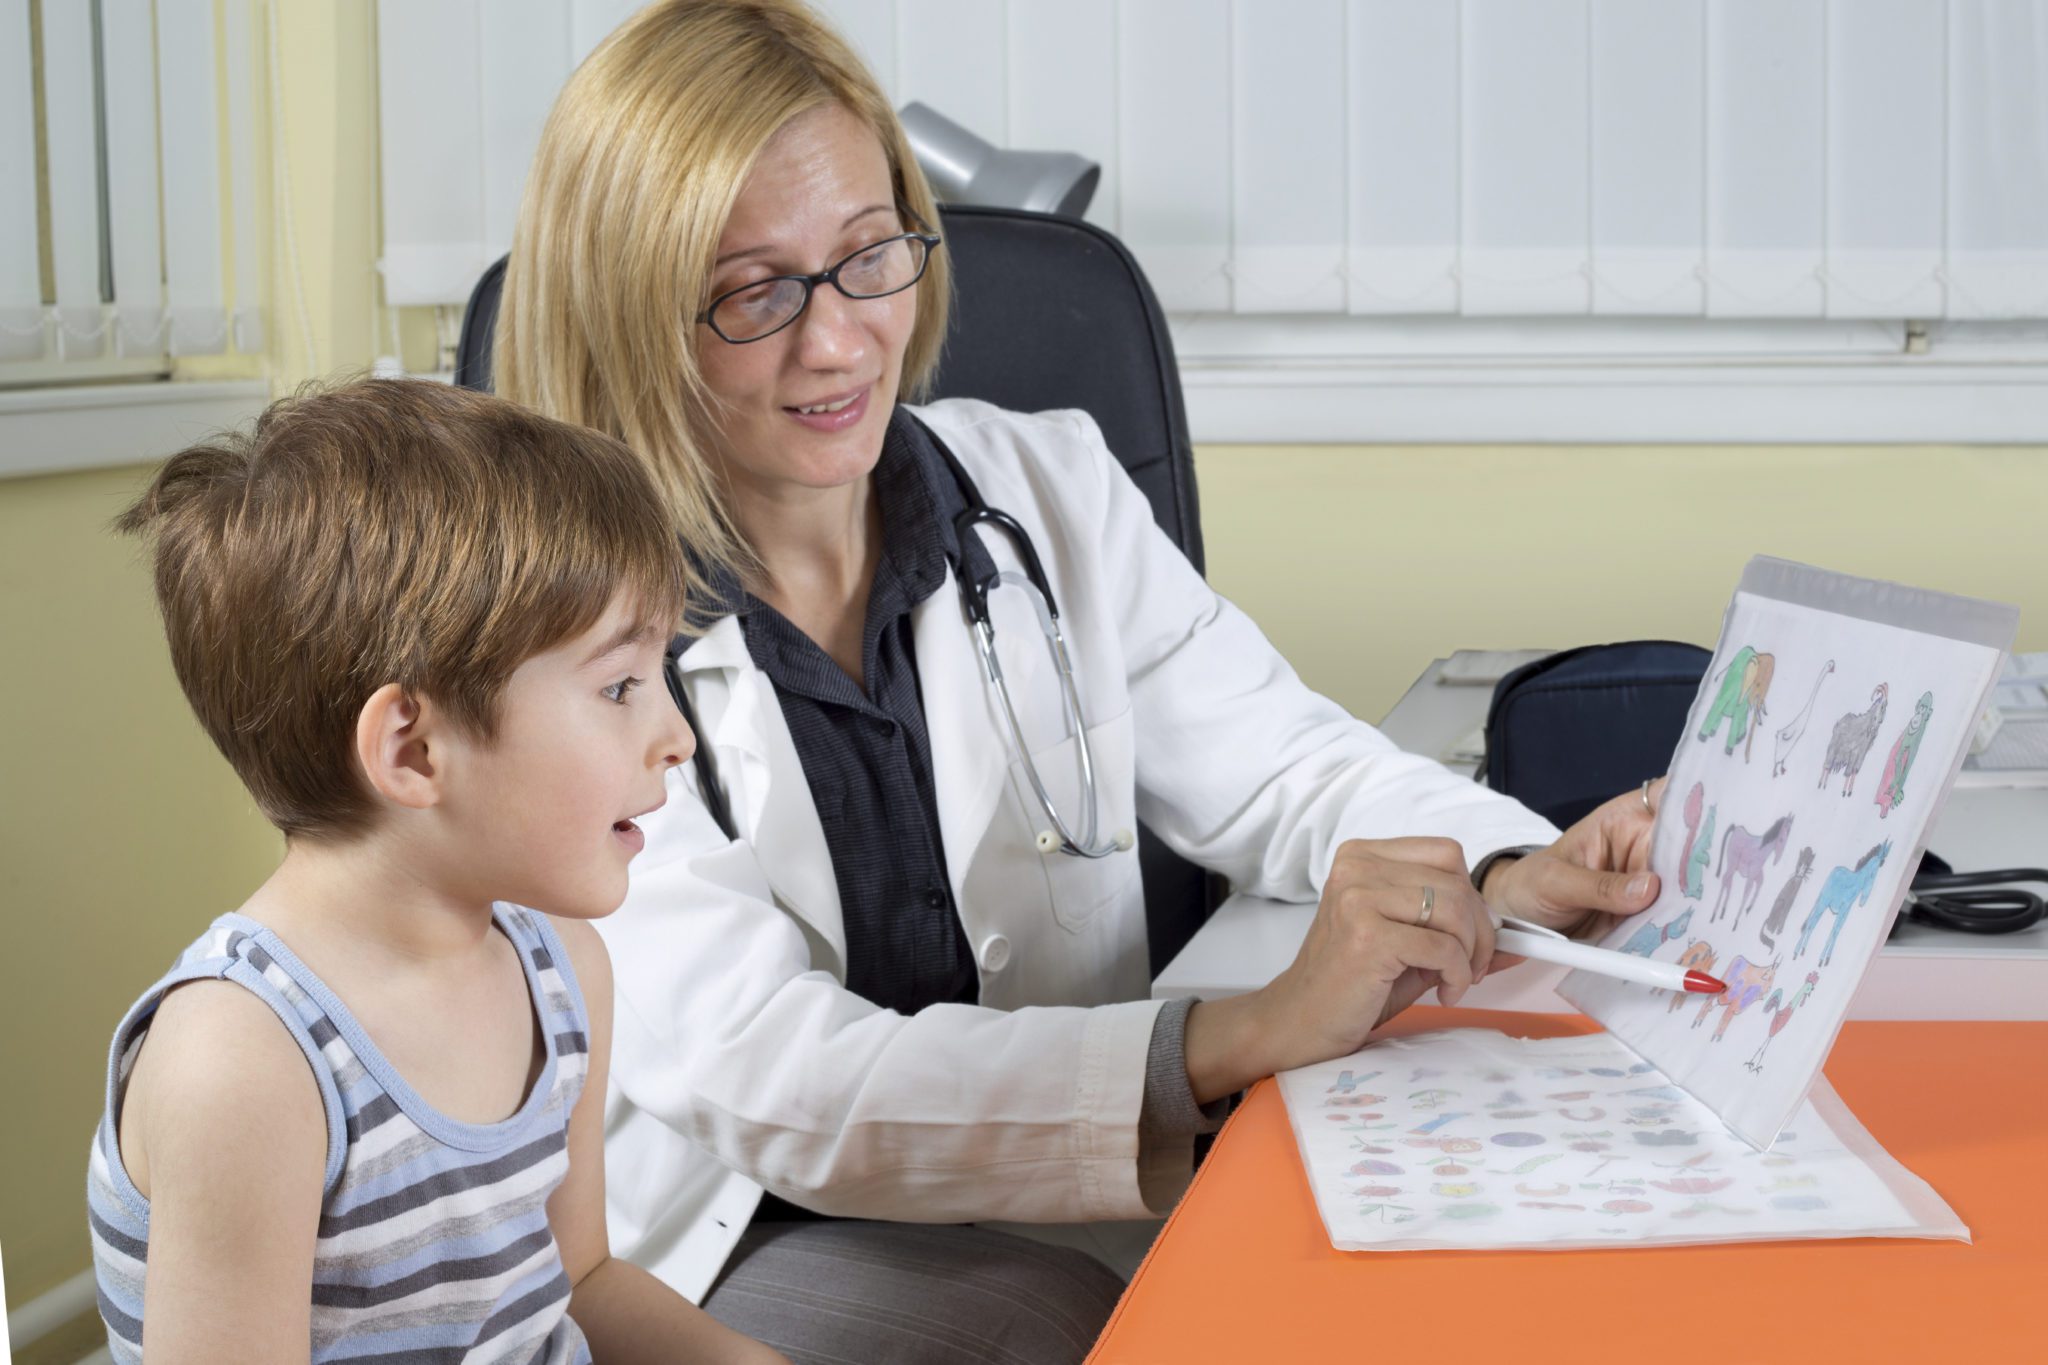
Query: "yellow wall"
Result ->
[[5, 0, 2047, 1322]]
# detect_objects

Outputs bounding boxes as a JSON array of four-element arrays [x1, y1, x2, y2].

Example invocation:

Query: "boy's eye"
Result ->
[[604, 676, 642, 704]]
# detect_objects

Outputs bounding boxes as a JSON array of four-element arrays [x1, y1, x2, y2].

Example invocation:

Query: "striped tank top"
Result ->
[[87, 907, 594, 1364]]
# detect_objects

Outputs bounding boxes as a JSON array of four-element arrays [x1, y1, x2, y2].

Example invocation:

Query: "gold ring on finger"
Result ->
[[1418, 884, 1435, 928]]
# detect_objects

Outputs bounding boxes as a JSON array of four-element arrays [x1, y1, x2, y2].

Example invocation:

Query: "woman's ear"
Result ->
[[354, 682, 440, 811]]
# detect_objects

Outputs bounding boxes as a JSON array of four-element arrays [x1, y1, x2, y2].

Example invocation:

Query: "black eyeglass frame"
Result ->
[[696, 227, 944, 344]]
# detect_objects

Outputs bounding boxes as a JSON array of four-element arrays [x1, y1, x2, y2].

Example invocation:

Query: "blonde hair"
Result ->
[[116, 379, 690, 840], [494, 0, 951, 585]]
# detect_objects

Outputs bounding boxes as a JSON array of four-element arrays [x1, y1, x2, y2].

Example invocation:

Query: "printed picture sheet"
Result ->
[[1561, 559, 2014, 1148], [1277, 1029, 1968, 1252]]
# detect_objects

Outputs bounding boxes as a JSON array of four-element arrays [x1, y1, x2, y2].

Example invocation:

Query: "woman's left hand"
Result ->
[[1479, 776, 1667, 951]]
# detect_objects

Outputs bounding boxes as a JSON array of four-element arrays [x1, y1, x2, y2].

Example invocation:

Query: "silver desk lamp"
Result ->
[[899, 102, 1100, 218]]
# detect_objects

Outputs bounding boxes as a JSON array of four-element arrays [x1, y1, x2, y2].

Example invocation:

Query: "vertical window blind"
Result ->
[[374, 0, 2048, 327], [0, 0, 264, 374]]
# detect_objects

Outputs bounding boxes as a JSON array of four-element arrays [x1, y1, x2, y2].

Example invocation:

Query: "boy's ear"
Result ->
[[355, 683, 440, 811]]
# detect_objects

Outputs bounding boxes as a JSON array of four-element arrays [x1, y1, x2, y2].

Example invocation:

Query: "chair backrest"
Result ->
[[454, 204, 1220, 976], [1483, 641, 1712, 829]]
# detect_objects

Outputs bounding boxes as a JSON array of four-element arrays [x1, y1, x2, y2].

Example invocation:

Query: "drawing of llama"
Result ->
[[1819, 683, 1889, 795], [1772, 659, 1835, 777], [1875, 691, 1935, 819], [1795, 841, 1893, 968], [1758, 847, 1816, 952], [1698, 646, 1776, 761], [1712, 815, 1794, 927]]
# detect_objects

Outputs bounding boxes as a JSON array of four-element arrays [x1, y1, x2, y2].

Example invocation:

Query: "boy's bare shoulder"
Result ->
[[124, 979, 329, 1198], [544, 915, 613, 1002]]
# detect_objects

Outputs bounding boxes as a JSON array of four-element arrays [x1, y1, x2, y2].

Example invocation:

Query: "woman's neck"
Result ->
[[732, 473, 886, 685]]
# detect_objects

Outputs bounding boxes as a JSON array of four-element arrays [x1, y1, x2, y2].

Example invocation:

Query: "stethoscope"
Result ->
[[664, 422, 1133, 860], [1897, 851, 2048, 936]]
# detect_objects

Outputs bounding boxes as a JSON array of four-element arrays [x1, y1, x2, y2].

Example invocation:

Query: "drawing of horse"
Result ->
[[1795, 841, 1893, 967], [1620, 907, 1693, 957], [1772, 659, 1835, 777], [1667, 941, 1717, 1013], [1758, 847, 1816, 952], [1747, 970, 1821, 1073], [1712, 814, 1794, 926], [1819, 683, 1889, 796], [1693, 955, 1778, 1041], [1698, 646, 1777, 760], [1875, 691, 1935, 819]]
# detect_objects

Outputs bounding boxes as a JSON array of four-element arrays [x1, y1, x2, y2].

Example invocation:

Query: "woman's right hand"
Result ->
[[1182, 837, 1497, 1105]]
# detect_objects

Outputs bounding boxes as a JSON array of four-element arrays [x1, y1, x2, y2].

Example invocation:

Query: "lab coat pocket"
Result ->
[[1012, 707, 1141, 931]]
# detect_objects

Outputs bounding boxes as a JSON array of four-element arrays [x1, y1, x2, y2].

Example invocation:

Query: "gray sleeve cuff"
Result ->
[[1138, 996, 1231, 1138]]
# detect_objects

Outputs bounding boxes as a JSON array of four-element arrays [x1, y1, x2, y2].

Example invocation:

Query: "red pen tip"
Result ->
[[1684, 970, 1728, 994]]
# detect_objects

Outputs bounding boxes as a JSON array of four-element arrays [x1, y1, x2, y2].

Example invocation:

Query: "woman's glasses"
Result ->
[[698, 230, 943, 344]]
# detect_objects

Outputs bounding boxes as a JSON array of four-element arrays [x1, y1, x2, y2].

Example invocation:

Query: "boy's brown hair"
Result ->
[[117, 378, 690, 839]]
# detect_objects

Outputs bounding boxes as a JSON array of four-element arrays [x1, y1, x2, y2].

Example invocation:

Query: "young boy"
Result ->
[[89, 380, 783, 1364]]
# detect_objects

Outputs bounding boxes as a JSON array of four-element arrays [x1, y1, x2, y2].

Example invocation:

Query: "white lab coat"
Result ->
[[596, 399, 1561, 1301]]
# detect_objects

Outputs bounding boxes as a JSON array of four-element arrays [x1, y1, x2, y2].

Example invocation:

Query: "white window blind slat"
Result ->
[[376, 0, 487, 306], [1591, 0, 1705, 316], [103, 0, 163, 357], [1460, 0, 1590, 316], [1232, 0, 1346, 313], [1118, 0, 1231, 313], [481, 1, 572, 259], [1006, 0, 1118, 232], [1347, 0, 1460, 315], [1946, 0, 2048, 319], [43, 1, 103, 357], [225, 0, 264, 352], [157, 0, 227, 356], [1707, 0, 1827, 317], [0, 0, 40, 359], [897, 0, 1005, 147], [1826, 0, 1946, 319]]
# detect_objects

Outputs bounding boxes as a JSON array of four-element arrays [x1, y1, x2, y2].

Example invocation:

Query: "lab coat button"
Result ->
[[979, 934, 1012, 972]]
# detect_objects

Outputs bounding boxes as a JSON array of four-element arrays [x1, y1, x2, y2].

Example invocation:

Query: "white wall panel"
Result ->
[[42, 0, 103, 356], [1119, 0, 1231, 312], [1706, 0, 1826, 317], [158, 0, 228, 355], [897, 0, 1004, 146], [0, 0, 41, 359], [1347, 0, 1459, 315], [1008, 0, 1117, 230], [1591, 0, 1705, 315], [569, 0, 642, 67], [376, 0, 487, 305], [1946, 0, 2048, 319], [812, 0, 897, 97], [1232, 0, 1346, 312], [481, 1, 572, 259], [1826, 0, 1945, 319], [1461, 0, 1590, 315], [225, 0, 264, 352]]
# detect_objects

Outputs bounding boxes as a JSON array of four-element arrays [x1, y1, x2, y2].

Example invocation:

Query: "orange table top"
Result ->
[[1091, 1008, 2048, 1364]]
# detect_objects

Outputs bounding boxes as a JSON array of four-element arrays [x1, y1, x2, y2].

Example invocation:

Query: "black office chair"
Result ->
[[1482, 641, 1712, 829], [455, 204, 1221, 975]]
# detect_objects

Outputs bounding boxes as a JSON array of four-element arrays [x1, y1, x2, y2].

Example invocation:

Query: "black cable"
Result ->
[[1901, 852, 2048, 935]]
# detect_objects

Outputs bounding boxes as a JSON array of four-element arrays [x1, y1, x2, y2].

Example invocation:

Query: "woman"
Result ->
[[496, 2, 1661, 1360]]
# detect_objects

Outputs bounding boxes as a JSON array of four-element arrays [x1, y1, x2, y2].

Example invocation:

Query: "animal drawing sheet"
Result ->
[[1561, 558, 2015, 1149], [1277, 1029, 1967, 1252]]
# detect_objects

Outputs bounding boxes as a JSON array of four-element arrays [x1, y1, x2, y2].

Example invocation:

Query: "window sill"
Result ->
[[0, 380, 273, 479]]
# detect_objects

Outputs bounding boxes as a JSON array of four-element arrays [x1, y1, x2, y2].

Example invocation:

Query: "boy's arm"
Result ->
[[547, 917, 789, 1365], [128, 980, 327, 1364]]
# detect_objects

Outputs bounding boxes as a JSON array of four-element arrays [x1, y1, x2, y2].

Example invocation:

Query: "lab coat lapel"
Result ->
[[678, 618, 847, 971]]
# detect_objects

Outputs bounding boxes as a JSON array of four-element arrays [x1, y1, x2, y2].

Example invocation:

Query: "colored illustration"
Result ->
[[1874, 691, 1934, 819], [1681, 784, 1716, 900], [1795, 842, 1893, 967], [1771, 659, 1836, 777], [1692, 955, 1778, 1041], [1666, 941, 1718, 1013], [1712, 815, 1795, 926], [1619, 907, 1693, 957], [1757, 847, 1816, 952], [1746, 970, 1820, 1073], [1698, 646, 1777, 760], [1819, 683, 1889, 796]]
